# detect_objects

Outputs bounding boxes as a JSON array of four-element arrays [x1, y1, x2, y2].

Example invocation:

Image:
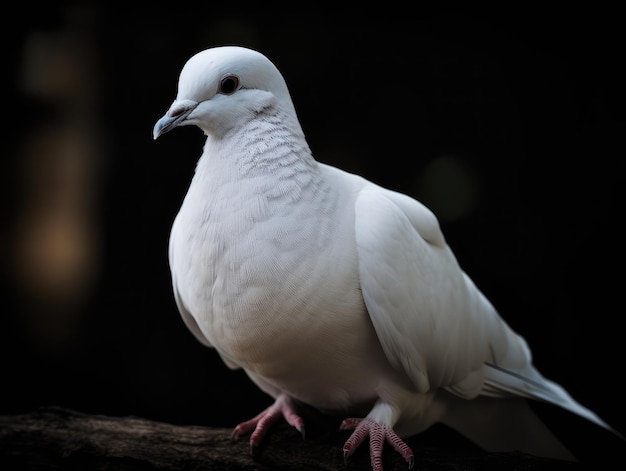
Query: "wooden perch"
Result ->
[[0, 406, 579, 470]]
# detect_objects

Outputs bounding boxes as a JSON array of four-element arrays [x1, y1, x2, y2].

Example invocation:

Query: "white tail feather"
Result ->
[[483, 362, 622, 438]]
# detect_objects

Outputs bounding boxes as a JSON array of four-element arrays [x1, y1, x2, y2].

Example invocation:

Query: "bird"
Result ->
[[153, 45, 621, 470]]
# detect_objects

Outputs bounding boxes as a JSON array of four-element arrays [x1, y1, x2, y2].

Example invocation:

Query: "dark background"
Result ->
[[2, 5, 624, 461]]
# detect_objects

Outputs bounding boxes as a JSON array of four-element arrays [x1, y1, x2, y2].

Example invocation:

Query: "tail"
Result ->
[[482, 362, 622, 439], [438, 391, 576, 460], [438, 363, 623, 461]]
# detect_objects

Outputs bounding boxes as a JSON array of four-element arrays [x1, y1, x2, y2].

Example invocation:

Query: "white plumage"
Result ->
[[153, 46, 619, 470]]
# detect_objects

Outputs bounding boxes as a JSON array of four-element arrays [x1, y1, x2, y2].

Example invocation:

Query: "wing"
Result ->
[[354, 184, 620, 436], [354, 184, 528, 397]]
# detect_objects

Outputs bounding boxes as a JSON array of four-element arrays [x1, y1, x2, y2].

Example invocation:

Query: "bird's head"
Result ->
[[153, 46, 296, 139]]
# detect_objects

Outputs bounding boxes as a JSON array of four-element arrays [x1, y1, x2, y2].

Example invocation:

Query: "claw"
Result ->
[[295, 423, 306, 440], [230, 395, 305, 452]]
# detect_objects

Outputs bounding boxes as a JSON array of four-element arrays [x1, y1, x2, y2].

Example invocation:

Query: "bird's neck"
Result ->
[[197, 110, 321, 202]]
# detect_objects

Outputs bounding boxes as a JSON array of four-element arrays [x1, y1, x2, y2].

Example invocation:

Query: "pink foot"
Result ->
[[231, 395, 305, 451], [341, 417, 414, 471]]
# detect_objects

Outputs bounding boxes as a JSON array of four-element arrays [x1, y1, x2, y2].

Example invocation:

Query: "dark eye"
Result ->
[[219, 74, 240, 95]]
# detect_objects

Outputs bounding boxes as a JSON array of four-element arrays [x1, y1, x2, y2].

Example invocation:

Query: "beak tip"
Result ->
[[152, 118, 170, 140], [153, 100, 198, 141]]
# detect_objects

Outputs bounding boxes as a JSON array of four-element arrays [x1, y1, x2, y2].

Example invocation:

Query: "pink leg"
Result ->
[[341, 417, 414, 471], [231, 394, 305, 450]]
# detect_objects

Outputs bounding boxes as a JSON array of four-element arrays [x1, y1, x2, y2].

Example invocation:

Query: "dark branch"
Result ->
[[0, 406, 579, 470]]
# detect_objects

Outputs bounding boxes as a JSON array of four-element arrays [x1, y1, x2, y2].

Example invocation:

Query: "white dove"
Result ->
[[153, 45, 619, 470]]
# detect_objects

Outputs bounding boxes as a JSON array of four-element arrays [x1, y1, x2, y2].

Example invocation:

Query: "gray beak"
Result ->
[[153, 100, 198, 140]]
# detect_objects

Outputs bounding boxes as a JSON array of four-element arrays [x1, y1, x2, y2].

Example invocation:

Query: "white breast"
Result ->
[[169, 123, 399, 411]]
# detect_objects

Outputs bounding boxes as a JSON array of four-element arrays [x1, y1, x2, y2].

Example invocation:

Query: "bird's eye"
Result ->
[[218, 74, 240, 95]]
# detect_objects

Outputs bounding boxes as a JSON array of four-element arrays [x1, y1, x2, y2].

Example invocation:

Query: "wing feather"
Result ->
[[353, 183, 620, 436], [354, 184, 526, 397]]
